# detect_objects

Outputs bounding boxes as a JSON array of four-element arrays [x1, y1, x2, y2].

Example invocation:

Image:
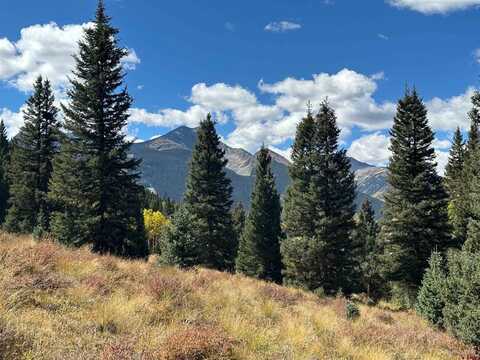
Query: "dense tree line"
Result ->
[[1, 0, 480, 349]]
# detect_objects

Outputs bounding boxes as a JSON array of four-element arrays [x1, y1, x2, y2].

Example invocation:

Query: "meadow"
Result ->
[[0, 233, 474, 360]]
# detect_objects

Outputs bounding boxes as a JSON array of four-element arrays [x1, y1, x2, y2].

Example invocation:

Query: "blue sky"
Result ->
[[1, 0, 480, 171]]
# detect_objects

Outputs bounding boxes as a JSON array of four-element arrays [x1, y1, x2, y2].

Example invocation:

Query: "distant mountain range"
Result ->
[[130, 126, 389, 217]]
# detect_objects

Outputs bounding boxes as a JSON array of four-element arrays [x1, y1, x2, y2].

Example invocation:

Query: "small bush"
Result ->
[[389, 282, 417, 310], [0, 318, 29, 358], [259, 283, 303, 306], [345, 301, 360, 320], [101, 340, 136, 360], [159, 325, 235, 360], [416, 251, 446, 327], [147, 273, 192, 308]]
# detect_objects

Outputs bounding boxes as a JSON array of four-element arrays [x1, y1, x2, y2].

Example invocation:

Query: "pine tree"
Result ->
[[445, 127, 466, 245], [236, 147, 283, 282], [159, 205, 201, 267], [463, 156, 480, 253], [231, 202, 246, 253], [283, 107, 316, 238], [4, 77, 59, 234], [183, 114, 235, 270], [443, 249, 480, 347], [451, 93, 480, 246], [48, 1, 147, 257], [466, 91, 480, 156], [282, 101, 356, 294], [353, 199, 382, 298], [0, 120, 10, 224], [379, 89, 451, 289], [416, 251, 446, 327]]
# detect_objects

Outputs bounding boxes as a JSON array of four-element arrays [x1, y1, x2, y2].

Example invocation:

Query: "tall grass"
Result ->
[[0, 232, 474, 359]]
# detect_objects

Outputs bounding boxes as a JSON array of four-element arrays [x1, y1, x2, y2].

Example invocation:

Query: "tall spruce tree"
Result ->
[[444, 127, 466, 245], [463, 153, 480, 253], [4, 77, 59, 234], [182, 114, 235, 270], [48, 1, 147, 257], [283, 107, 316, 238], [282, 101, 356, 294], [236, 147, 283, 282], [379, 89, 451, 289], [450, 91, 480, 245], [231, 202, 246, 252], [0, 120, 9, 224], [352, 199, 382, 298]]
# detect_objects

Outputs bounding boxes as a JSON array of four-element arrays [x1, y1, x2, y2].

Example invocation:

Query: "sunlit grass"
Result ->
[[0, 232, 474, 359]]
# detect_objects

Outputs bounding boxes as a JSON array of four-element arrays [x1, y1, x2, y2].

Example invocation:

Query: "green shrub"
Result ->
[[416, 251, 446, 327], [443, 250, 480, 348], [389, 281, 417, 310], [345, 301, 360, 320]]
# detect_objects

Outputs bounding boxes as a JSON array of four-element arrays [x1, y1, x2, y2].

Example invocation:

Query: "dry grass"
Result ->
[[0, 232, 475, 360]]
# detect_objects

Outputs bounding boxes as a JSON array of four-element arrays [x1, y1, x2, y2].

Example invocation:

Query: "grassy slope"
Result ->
[[0, 233, 473, 360]]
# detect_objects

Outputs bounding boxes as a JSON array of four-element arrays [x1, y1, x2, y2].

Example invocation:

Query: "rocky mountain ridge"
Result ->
[[130, 126, 388, 216]]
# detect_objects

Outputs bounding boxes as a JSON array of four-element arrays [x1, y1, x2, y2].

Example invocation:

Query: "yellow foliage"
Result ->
[[143, 209, 170, 250]]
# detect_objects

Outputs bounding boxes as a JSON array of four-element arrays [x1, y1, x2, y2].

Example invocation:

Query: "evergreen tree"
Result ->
[[183, 114, 235, 270], [443, 249, 480, 347], [451, 92, 480, 246], [236, 147, 283, 282], [465, 91, 480, 156], [282, 101, 356, 294], [353, 199, 383, 298], [141, 188, 177, 217], [48, 1, 147, 257], [445, 127, 466, 245], [283, 107, 316, 238], [159, 206, 201, 267], [0, 120, 10, 224], [463, 159, 480, 253], [4, 77, 59, 234], [231, 202, 246, 253], [379, 89, 451, 289], [416, 251, 446, 327]]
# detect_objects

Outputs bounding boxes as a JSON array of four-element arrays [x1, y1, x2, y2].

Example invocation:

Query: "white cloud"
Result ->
[[378, 33, 389, 40], [121, 49, 140, 70], [433, 138, 452, 149], [0, 22, 140, 92], [264, 21, 302, 33], [129, 106, 209, 128], [0, 107, 25, 138], [130, 68, 477, 156], [347, 132, 391, 166], [388, 0, 480, 14], [436, 151, 450, 175], [347, 131, 450, 174], [426, 87, 475, 131], [130, 69, 396, 153]]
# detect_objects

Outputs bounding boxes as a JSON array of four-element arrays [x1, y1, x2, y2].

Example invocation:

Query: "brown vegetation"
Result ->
[[0, 232, 475, 359]]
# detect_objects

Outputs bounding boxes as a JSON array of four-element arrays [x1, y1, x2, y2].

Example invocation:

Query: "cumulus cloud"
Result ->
[[426, 87, 474, 131], [347, 132, 391, 166], [264, 21, 302, 33], [347, 131, 450, 174], [0, 22, 140, 92], [0, 107, 25, 138], [130, 68, 476, 156], [388, 0, 480, 14], [129, 69, 398, 152]]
